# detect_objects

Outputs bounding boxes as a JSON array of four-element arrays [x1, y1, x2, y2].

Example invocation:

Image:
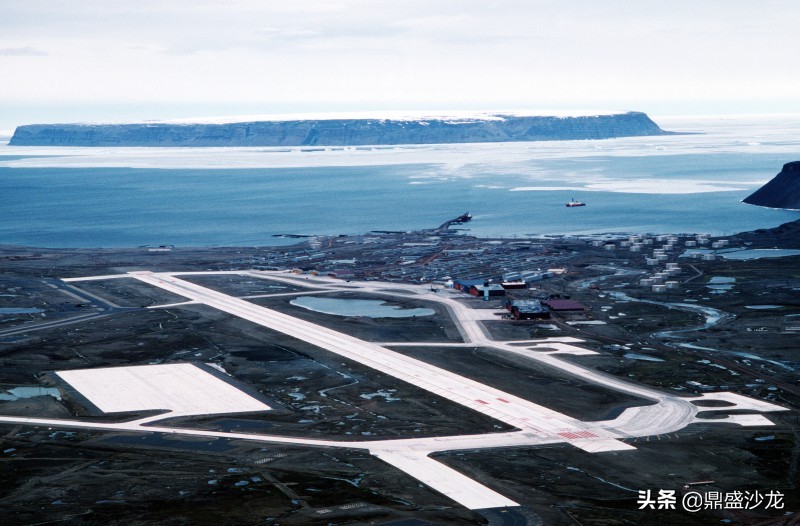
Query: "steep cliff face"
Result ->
[[743, 162, 800, 210], [9, 111, 669, 147]]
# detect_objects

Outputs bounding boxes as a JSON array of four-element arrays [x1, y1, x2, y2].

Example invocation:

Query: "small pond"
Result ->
[[623, 353, 665, 362], [681, 248, 800, 260], [706, 276, 735, 294], [290, 297, 435, 318], [0, 386, 61, 401], [0, 308, 43, 314]]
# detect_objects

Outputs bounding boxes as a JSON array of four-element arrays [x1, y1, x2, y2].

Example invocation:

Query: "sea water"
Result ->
[[1, 115, 799, 247]]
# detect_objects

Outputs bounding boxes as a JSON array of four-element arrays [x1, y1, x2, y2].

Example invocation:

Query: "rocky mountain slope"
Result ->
[[743, 161, 800, 210]]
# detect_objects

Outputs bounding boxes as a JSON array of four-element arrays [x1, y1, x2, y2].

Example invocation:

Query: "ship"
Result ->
[[437, 212, 473, 231], [565, 199, 586, 207]]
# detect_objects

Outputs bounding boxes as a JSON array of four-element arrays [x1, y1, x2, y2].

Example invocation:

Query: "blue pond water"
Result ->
[[0, 308, 43, 314], [0, 386, 61, 401], [290, 296, 435, 318]]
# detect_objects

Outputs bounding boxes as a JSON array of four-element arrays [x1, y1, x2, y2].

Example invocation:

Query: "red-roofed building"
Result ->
[[542, 299, 586, 311]]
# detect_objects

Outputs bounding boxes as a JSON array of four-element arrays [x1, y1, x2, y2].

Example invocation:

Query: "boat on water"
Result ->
[[566, 199, 586, 207], [437, 212, 473, 231]]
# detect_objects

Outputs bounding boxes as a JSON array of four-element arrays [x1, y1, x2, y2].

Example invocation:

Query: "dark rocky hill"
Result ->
[[743, 161, 800, 210], [734, 217, 800, 248], [9, 111, 670, 147]]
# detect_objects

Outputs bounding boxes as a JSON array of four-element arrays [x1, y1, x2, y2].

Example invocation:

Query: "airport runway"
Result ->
[[128, 271, 634, 448], [1, 269, 786, 511], [241, 271, 702, 435], [126, 271, 641, 508]]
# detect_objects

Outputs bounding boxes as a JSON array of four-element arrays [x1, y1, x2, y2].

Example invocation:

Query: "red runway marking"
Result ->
[[558, 431, 598, 439]]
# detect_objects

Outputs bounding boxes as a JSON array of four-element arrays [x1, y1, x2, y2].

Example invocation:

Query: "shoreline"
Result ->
[[3, 217, 799, 254]]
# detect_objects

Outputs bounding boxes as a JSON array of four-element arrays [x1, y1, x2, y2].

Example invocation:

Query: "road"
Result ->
[[0, 278, 134, 339]]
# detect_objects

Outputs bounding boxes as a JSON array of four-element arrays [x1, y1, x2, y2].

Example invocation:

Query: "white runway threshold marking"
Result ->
[[56, 363, 271, 417], [372, 449, 519, 509]]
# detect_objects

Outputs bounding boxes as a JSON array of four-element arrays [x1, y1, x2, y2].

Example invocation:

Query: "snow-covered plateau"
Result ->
[[9, 111, 668, 147]]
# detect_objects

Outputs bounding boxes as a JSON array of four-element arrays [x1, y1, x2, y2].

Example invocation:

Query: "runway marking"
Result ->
[[372, 449, 519, 509], [558, 431, 599, 439]]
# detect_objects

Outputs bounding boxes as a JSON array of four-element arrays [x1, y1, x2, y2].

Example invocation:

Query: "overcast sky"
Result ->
[[1, 0, 799, 131]]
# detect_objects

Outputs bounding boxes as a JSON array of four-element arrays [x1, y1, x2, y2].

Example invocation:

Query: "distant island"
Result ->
[[743, 161, 800, 210], [9, 111, 670, 147]]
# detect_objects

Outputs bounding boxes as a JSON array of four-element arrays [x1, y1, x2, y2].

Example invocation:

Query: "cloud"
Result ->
[[2, 0, 800, 115], [0, 46, 47, 56], [254, 27, 322, 39]]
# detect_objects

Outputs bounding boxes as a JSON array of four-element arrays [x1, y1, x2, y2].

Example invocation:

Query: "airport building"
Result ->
[[505, 299, 550, 320]]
